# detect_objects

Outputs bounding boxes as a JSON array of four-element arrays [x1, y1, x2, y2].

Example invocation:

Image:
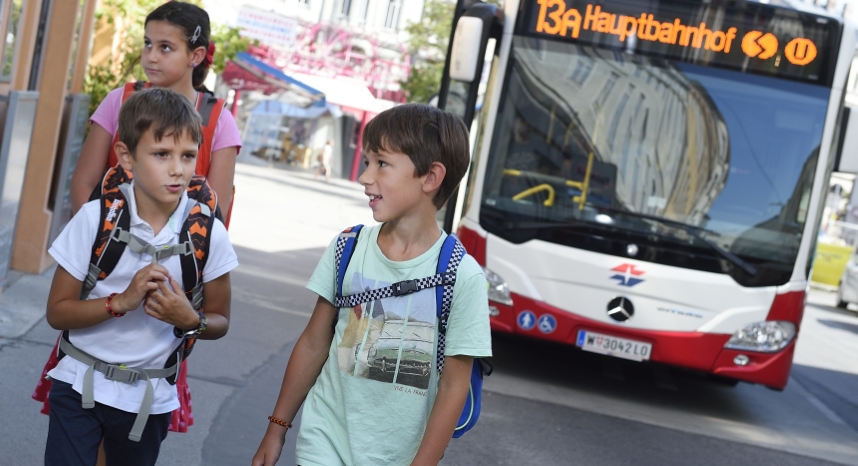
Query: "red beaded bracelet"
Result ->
[[105, 293, 124, 318], [268, 416, 292, 429]]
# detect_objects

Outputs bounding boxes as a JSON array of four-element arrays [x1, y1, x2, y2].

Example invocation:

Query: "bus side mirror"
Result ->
[[837, 105, 858, 173], [449, 17, 484, 82]]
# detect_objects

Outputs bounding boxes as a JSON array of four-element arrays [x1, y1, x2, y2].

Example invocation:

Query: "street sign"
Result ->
[[237, 6, 299, 48]]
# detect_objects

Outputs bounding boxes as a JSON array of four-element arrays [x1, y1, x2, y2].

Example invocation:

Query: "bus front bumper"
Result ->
[[489, 293, 795, 390]]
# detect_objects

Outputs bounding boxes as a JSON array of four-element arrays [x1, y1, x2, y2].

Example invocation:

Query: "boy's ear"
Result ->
[[422, 161, 447, 196], [114, 141, 134, 171]]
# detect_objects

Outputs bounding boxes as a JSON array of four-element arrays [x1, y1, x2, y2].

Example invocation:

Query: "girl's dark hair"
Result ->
[[146, 1, 212, 93]]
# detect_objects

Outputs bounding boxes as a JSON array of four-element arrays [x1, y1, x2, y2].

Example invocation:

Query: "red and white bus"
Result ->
[[438, 0, 858, 389]]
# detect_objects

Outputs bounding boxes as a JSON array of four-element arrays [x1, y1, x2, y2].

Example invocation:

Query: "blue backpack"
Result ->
[[333, 224, 492, 438]]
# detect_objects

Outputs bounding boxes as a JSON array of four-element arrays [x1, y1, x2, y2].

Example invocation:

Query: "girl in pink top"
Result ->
[[70, 1, 241, 216], [34, 1, 241, 443]]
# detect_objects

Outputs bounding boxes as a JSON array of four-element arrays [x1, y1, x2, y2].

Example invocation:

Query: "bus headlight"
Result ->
[[724, 321, 796, 353], [483, 267, 513, 306]]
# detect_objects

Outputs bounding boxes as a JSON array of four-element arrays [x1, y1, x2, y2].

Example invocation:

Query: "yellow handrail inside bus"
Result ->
[[512, 184, 556, 206], [571, 152, 594, 211], [502, 151, 594, 210]]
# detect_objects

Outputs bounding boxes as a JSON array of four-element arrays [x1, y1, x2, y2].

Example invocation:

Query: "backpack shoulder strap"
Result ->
[[168, 175, 219, 372], [179, 175, 220, 310], [81, 165, 134, 299], [435, 235, 465, 375], [194, 95, 226, 176], [333, 232, 461, 310], [123, 81, 150, 103], [334, 224, 364, 299]]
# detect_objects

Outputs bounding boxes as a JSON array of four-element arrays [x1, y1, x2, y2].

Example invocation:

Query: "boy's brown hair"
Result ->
[[362, 103, 470, 209], [117, 88, 203, 156]]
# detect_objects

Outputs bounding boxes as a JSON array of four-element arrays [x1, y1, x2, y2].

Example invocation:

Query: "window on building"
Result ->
[[594, 72, 618, 110], [567, 56, 593, 85], [67, 0, 87, 90], [297, 0, 310, 6], [1, 0, 26, 82], [340, 0, 352, 17], [384, 0, 400, 29]]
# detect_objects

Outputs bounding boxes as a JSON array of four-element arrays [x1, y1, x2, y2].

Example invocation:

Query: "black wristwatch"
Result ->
[[174, 310, 207, 338]]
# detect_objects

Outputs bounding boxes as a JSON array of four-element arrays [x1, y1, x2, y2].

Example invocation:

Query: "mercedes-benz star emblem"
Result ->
[[607, 296, 634, 322]]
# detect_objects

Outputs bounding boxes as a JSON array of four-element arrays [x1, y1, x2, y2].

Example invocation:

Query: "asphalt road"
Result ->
[[2, 162, 857, 465]]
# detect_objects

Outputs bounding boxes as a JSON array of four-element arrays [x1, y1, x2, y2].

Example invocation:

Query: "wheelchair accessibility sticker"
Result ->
[[518, 311, 536, 331], [538, 314, 556, 334]]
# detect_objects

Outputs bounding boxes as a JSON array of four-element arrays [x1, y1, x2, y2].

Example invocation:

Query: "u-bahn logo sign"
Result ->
[[610, 263, 645, 287]]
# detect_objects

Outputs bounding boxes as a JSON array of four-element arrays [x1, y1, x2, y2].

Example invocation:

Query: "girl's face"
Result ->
[[141, 20, 200, 88]]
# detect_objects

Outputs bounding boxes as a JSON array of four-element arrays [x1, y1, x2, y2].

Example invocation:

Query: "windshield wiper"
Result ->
[[503, 214, 757, 277], [506, 220, 586, 230], [598, 208, 758, 277]]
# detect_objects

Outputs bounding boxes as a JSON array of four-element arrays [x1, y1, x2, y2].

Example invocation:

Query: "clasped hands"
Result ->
[[108, 263, 199, 330]]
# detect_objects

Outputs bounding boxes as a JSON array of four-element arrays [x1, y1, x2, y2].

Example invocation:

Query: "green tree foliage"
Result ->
[[400, 0, 454, 104], [83, 0, 251, 115]]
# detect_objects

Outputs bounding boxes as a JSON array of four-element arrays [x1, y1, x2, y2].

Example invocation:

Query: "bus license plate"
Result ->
[[576, 330, 652, 362]]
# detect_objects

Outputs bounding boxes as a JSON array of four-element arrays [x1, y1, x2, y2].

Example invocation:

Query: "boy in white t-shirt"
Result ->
[[253, 104, 492, 466], [44, 88, 238, 466]]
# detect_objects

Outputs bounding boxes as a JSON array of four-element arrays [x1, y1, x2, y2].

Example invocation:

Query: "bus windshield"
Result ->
[[480, 36, 831, 287]]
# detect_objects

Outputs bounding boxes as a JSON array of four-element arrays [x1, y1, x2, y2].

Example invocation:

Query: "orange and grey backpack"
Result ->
[[56, 165, 222, 442]]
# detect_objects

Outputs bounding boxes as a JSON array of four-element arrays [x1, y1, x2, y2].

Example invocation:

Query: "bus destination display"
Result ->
[[521, 0, 839, 85]]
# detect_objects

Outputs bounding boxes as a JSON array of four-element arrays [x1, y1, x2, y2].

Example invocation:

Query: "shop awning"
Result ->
[[251, 99, 343, 119], [289, 73, 395, 116], [223, 53, 325, 107]]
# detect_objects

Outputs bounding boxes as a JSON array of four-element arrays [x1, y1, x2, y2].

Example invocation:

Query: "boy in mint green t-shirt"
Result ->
[[252, 104, 492, 466]]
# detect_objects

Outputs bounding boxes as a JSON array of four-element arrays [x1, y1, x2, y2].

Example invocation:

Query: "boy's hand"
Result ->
[[143, 277, 198, 329], [112, 264, 170, 314], [251, 426, 287, 466]]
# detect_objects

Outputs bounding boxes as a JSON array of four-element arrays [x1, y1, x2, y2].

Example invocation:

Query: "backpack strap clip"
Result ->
[[81, 264, 102, 299], [104, 364, 140, 384], [189, 283, 204, 310], [110, 227, 192, 261], [392, 279, 419, 296]]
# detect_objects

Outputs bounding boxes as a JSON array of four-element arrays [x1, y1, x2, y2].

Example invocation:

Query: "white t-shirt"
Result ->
[[47, 183, 238, 414]]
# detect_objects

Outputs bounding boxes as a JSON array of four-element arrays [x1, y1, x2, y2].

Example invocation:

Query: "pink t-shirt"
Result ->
[[91, 87, 242, 154]]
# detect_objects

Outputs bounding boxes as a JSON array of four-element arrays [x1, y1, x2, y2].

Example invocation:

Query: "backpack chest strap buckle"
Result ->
[[392, 279, 419, 296]]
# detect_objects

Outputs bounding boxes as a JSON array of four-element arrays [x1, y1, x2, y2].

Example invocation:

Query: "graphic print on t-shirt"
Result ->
[[337, 272, 436, 390]]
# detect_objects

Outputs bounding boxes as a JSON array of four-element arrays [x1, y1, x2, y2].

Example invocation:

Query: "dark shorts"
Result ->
[[45, 380, 171, 466]]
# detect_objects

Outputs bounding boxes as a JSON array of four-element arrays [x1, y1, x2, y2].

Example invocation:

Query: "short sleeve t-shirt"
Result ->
[[299, 224, 492, 466], [91, 87, 242, 154], [47, 185, 239, 414]]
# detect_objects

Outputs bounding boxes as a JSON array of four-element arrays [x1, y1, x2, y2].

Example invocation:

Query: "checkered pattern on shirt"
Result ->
[[436, 240, 465, 375]]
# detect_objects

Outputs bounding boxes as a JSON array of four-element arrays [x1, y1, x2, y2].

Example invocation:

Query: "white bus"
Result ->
[[438, 0, 858, 389]]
